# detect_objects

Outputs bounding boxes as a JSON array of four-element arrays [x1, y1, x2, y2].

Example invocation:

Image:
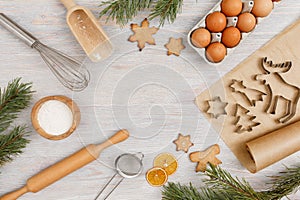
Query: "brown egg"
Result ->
[[251, 0, 273, 17], [206, 42, 227, 63], [237, 13, 257, 32], [221, 0, 243, 17], [191, 28, 211, 48], [206, 11, 227, 32], [221, 27, 241, 48]]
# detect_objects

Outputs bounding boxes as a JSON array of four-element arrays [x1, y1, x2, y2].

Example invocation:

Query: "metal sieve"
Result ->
[[94, 152, 144, 200]]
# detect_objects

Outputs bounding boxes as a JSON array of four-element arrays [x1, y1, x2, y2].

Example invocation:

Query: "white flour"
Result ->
[[37, 100, 73, 135]]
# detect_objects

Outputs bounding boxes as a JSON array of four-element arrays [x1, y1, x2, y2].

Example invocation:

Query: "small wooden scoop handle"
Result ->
[[0, 130, 129, 200], [60, 0, 77, 10]]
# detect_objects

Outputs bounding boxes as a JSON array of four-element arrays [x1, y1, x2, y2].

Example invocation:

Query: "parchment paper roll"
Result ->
[[246, 120, 300, 172]]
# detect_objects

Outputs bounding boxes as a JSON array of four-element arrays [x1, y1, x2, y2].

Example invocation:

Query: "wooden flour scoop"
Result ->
[[61, 0, 113, 62], [0, 130, 129, 200]]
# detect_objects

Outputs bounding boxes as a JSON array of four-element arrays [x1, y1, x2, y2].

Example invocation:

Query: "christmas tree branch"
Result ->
[[149, 0, 183, 26], [0, 78, 33, 132], [0, 126, 30, 166], [162, 182, 204, 200], [204, 164, 266, 200], [0, 78, 34, 167], [99, 0, 153, 26], [162, 164, 300, 200], [162, 182, 226, 200], [260, 165, 300, 199], [99, 0, 183, 26]]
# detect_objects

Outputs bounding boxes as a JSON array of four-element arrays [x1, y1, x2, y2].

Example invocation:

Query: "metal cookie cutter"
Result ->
[[94, 152, 144, 200]]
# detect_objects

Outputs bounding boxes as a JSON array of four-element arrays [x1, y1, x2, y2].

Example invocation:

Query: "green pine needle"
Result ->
[[149, 0, 183, 26], [162, 182, 204, 200], [99, 0, 153, 26], [0, 78, 34, 167], [99, 0, 183, 26], [204, 164, 267, 200], [0, 78, 33, 132], [260, 165, 300, 199], [162, 164, 300, 200], [0, 126, 30, 166]]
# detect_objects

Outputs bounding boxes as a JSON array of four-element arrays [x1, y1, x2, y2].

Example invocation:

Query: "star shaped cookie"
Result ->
[[165, 37, 185, 56], [173, 133, 194, 153], [128, 18, 159, 51]]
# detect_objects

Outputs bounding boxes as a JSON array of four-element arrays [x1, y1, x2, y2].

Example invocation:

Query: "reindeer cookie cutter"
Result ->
[[255, 57, 299, 123]]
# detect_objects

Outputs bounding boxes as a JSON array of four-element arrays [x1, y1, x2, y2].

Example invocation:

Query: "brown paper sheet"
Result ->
[[196, 19, 300, 173]]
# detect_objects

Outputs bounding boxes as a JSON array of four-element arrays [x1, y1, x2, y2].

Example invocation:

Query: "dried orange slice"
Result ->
[[146, 167, 168, 187], [153, 153, 178, 175]]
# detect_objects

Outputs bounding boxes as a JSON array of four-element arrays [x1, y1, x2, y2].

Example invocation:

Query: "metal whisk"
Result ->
[[0, 13, 90, 91]]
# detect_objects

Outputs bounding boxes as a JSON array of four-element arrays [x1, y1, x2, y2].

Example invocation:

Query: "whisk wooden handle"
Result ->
[[0, 130, 129, 200]]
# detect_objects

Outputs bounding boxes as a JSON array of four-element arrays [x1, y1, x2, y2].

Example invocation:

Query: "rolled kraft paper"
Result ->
[[246, 120, 300, 173]]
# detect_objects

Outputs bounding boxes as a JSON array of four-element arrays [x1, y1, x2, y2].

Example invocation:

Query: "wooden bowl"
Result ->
[[31, 95, 81, 140]]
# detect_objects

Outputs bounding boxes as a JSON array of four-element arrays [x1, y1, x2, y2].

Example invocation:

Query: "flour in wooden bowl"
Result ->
[[37, 100, 73, 135], [31, 95, 81, 140]]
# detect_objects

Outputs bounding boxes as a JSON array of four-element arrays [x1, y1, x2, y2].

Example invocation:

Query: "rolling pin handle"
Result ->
[[95, 129, 130, 152], [0, 186, 28, 200], [109, 129, 129, 144]]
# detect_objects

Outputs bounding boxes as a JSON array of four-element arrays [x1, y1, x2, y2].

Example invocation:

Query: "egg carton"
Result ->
[[187, 0, 279, 65]]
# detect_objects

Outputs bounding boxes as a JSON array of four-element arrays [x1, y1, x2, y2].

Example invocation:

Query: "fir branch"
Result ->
[[0, 78, 33, 133], [99, 0, 184, 26], [99, 0, 153, 26], [162, 182, 205, 200], [162, 164, 300, 200], [260, 165, 300, 199], [162, 182, 226, 200], [0, 125, 30, 166], [0, 78, 34, 168], [204, 164, 267, 200], [149, 0, 183, 26]]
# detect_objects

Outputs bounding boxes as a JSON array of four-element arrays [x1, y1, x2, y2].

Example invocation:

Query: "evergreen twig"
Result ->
[[0, 126, 30, 166], [99, 0, 183, 26], [260, 165, 300, 199], [0, 78, 33, 132], [0, 78, 33, 167], [99, 0, 153, 26], [204, 164, 267, 200], [162, 182, 205, 200], [149, 0, 183, 26], [162, 164, 300, 200]]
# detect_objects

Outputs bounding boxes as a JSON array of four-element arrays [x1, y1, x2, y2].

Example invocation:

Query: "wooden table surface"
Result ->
[[0, 0, 299, 199]]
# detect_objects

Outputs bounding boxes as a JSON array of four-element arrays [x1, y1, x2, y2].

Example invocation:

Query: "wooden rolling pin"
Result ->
[[0, 129, 129, 200]]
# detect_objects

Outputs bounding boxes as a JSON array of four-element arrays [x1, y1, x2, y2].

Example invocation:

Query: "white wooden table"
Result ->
[[0, 0, 299, 199]]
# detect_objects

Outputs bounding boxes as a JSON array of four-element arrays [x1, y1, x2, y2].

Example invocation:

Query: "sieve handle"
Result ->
[[0, 13, 38, 47]]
